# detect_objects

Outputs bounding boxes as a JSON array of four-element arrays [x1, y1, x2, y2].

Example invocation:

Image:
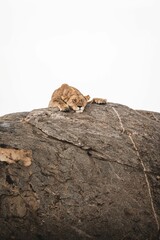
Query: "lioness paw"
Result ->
[[59, 103, 70, 112], [91, 98, 107, 104]]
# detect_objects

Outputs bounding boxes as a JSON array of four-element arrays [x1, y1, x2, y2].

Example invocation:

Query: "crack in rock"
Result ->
[[112, 106, 160, 231]]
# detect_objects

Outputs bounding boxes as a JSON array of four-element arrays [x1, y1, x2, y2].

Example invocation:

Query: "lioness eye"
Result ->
[[72, 99, 77, 103]]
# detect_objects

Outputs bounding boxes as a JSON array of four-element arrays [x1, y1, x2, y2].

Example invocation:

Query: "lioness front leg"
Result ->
[[91, 98, 107, 104], [48, 99, 70, 112]]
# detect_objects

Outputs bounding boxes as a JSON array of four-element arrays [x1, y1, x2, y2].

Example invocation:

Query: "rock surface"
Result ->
[[0, 102, 160, 240]]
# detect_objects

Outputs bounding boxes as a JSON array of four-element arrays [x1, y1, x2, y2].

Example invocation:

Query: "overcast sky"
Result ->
[[0, 0, 160, 116]]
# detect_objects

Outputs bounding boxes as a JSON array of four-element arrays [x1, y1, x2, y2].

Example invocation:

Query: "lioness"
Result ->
[[48, 84, 107, 113]]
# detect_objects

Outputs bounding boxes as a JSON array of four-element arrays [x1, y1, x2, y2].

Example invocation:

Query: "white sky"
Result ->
[[0, 0, 160, 116]]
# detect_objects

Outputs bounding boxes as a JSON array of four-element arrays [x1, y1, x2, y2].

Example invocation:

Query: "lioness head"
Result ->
[[66, 94, 90, 113]]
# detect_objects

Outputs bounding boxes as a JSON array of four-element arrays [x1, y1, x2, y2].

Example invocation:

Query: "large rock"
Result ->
[[0, 103, 160, 240]]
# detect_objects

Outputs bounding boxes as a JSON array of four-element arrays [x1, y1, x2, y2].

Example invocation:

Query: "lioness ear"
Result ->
[[85, 95, 90, 101]]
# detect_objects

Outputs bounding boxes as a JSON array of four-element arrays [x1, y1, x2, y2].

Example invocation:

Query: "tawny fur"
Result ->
[[48, 84, 107, 113]]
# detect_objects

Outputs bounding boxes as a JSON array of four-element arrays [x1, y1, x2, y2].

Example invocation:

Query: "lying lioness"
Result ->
[[48, 83, 107, 113]]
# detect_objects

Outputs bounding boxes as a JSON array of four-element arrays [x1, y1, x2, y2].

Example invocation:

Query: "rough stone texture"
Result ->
[[0, 103, 160, 240]]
